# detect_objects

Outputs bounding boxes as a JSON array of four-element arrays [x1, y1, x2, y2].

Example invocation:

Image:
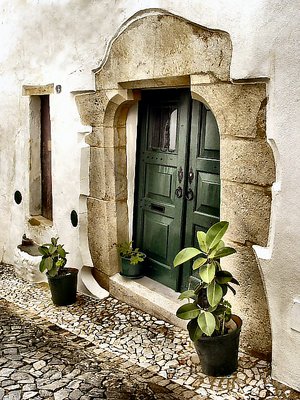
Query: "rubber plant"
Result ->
[[174, 221, 239, 340], [38, 237, 78, 306], [38, 237, 68, 277]]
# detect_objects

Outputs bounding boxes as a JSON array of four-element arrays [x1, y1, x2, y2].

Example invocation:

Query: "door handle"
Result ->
[[188, 167, 194, 184], [175, 186, 183, 198], [185, 188, 194, 201], [178, 167, 183, 183]]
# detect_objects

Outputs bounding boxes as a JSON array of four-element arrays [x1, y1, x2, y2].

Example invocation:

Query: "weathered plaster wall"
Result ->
[[0, 0, 299, 391]]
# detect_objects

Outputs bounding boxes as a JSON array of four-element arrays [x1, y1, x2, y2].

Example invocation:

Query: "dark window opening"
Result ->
[[40, 95, 53, 220]]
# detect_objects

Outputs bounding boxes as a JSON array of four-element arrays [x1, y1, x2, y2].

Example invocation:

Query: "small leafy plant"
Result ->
[[174, 221, 239, 341], [116, 241, 145, 265], [38, 237, 68, 277]]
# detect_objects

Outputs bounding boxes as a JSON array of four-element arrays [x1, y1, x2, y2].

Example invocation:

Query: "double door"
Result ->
[[134, 89, 220, 292]]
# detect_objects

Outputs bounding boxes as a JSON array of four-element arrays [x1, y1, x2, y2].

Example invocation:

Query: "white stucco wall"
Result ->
[[0, 0, 299, 390]]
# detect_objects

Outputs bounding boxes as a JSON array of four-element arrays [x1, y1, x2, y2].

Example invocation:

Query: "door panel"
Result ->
[[182, 101, 220, 290], [134, 90, 220, 291], [134, 90, 190, 290], [196, 172, 220, 216], [145, 164, 176, 204]]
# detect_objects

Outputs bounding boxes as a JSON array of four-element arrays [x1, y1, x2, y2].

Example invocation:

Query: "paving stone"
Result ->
[[3, 390, 21, 400], [10, 372, 34, 384], [0, 369, 14, 378], [22, 392, 38, 399], [69, 388, 83, 400]]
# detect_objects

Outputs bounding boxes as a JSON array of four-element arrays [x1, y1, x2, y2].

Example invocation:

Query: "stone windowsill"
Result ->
[[28, 216, 53, 227]]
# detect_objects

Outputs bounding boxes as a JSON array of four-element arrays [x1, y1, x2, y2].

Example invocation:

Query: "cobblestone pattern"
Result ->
[[0, 299, 196, 399], [0, 264, 299, 400]]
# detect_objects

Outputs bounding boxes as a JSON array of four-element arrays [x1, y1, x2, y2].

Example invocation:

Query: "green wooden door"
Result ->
[[134, 89, 220, 291]]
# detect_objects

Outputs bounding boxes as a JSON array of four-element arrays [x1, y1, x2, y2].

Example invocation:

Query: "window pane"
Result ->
[[148, 105, 178, 152]]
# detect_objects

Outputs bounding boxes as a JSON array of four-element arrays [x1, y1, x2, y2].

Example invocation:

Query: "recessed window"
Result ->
[[29, 95, 53, 220]]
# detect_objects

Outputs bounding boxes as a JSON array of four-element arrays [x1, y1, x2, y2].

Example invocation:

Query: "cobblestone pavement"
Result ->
[[0, 264, 299, 400], [0, 299, 191, 399]]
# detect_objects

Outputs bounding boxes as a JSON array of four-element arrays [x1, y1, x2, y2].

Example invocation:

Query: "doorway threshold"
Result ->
[[109, 274, 187, 329]]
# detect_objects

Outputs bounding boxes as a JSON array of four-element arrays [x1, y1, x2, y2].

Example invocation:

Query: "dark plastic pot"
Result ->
[[120, 256, 144, 278], [193, 315, 242, 376], [47, 268, 78, 306]]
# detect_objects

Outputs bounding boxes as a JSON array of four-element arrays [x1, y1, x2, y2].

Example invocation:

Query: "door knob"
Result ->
[[178, 167, 183, 183], [185, 188, 194, 201], [175, 186, 183, 198], [188, 167, 194, 184]]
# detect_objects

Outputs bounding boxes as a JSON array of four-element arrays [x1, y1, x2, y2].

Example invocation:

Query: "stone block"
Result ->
[[221, 137, 275, 186], [222, 242, 272, 356], [153, 16, 231, 81], [89, 147, 127, 201], [96, 15, 231, 90], [109, 274, 187, 330], [221, 181, 272, 246], [22, 84, 54, 96], [87, 198, 128, 276], [191, 83, 266, 138], [80, 146, 90, 196], [14, 247, 46, 283], [75, 90, 128, 127], [75, 91, 107, 127]]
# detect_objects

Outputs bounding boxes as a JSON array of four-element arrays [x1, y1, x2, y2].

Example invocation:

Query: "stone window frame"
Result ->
[[23, 84, 54, 226]]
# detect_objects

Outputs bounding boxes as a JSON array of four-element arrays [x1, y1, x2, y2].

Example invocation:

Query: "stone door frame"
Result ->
[[75, 12, 275, 355]]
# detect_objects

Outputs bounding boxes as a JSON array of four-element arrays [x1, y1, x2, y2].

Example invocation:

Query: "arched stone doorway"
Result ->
[[75, 12, 275, 356]]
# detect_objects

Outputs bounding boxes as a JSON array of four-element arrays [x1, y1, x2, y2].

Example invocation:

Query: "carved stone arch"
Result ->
[[75, 12, 275, 356]]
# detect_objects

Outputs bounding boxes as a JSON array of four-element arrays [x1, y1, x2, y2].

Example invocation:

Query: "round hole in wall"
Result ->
[[70, 210, 78, 227], [14, 191, 22, 205]]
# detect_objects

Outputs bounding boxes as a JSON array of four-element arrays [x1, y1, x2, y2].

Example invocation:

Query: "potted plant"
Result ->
[[38, 237, 78, 306], [174, 221, 242, 376], [116, 241, 145, 278]]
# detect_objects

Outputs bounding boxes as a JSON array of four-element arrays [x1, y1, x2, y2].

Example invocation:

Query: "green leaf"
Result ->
[[48, 266, 59, 277], [214, 305, 228, 315], [212, 246, 236, 259], [178, 290, 196, 300], [207, 281, 223, 307], [215, 315, 221, 332], [209, 240, 224, 258], [38, 246, 49, 256], [130, 255, 144, 265], [49, 245, 57, 255], [199, 263, 216, 284], [206, 221, 229, 250], [176, 303, 200, 320], [197, 231, 207, 252], [231, 277, 240, 285], [192, 257, 207, 270], [39, 258, 46, 273], [197, 311, 216, 336], [187, 319, 203, 341], [174, 248, 201, 267], [51, 237, 58, 246], [57, 245, 66, 258], [221, 284, 228, 296], [216, 270, 233, 284], [228, 285, 236, 295], [56, 259, 66, 268], [44, 257, 53, 271]]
